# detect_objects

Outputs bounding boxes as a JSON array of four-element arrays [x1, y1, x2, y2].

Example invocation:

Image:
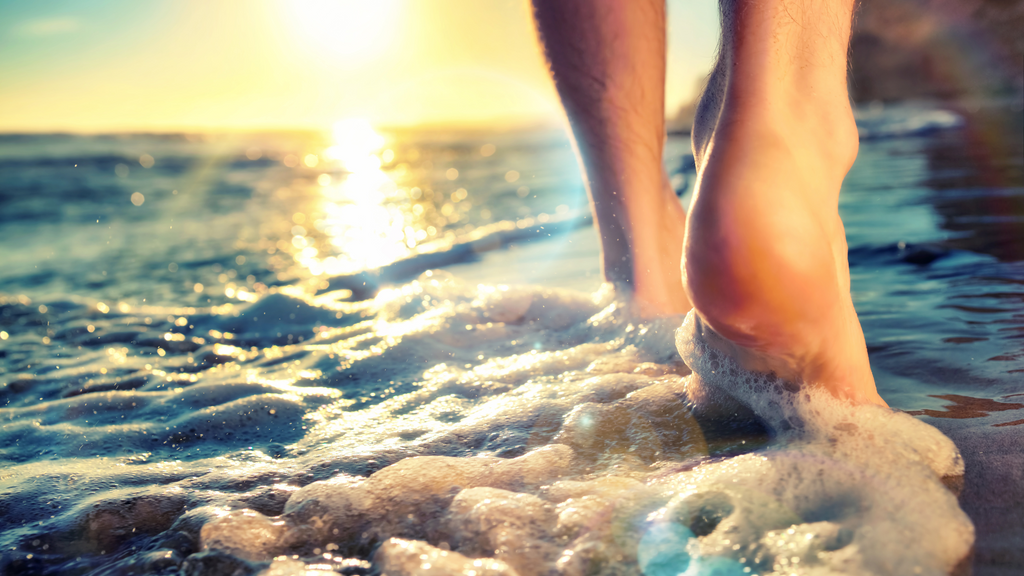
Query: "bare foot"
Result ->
[[681, 0, 886, 407]]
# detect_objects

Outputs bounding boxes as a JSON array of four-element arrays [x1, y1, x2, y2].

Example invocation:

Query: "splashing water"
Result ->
[[3, 104, 1023, 574]]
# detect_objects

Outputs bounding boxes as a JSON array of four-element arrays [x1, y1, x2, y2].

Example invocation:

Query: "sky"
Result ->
[[0, 0, 720, 132]]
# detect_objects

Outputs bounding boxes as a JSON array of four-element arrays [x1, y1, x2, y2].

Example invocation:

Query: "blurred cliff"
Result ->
[[850, 0, 1024, 102], [669, 0, 1024, 132]]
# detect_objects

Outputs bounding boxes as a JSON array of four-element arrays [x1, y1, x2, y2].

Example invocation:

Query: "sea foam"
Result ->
[[197, 283, 972, 576], [0, 275, 973, 575]]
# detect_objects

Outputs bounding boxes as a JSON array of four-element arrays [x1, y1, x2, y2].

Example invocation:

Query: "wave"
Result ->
[[0, 275, 972, 575]]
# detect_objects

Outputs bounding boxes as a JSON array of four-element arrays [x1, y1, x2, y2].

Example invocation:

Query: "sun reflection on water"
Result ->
[[262, 118, 579, 289], [291, 119, 411, 277], [326, 119, 386, 171]]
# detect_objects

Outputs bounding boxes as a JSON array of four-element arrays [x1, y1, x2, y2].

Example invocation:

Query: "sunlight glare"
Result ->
[[326, 118, 387, 172], [294, 118, 408, 277], [285, 0, 398, 60]]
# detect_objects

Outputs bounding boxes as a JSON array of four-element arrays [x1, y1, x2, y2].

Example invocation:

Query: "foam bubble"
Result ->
[[374, 538, 519, 575], [0, 281, 974, 576], [674, 310, 973, 574]]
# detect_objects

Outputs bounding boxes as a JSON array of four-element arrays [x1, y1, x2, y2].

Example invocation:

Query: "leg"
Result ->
[[684, 0, 886, 405], [531, 0, 690, 317]]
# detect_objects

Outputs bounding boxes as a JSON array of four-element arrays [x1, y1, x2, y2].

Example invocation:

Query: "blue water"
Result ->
[[0, 103, 1021, 575]]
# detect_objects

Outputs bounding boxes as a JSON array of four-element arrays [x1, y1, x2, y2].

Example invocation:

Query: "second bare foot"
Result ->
[[681, 0, 886, 407]]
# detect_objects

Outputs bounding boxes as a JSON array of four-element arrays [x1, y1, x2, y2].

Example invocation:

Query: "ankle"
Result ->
[[627, 181, 690, 317], [694, 66, 859, 177], [722, 98, 860, 183], [588, 167, 691, 318]]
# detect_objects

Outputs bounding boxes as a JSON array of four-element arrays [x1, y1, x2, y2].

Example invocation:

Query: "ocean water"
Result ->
[[0, 103, 1021, 576]]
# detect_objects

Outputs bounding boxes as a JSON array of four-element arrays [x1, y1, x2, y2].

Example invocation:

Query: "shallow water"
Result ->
[[0, 103, 1021, 575]]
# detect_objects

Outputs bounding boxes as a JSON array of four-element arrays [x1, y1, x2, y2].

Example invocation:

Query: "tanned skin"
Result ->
[[532, 0, 886, 407]]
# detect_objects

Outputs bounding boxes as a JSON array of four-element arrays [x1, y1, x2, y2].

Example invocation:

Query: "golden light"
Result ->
[[293, 119, 409, 277], [325, 118, 387, 171], [0, 0, 566, 132], [283, 0, 399, 61]]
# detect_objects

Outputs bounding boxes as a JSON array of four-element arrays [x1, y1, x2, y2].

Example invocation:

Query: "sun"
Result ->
[[283, 0, 399, 61]]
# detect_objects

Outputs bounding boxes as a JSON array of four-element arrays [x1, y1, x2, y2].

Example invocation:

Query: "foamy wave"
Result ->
[[0, 278, 972, 575], [856, 105, 963, 140], [322, 211, 592, 296], [675, 311, 973, 575]]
